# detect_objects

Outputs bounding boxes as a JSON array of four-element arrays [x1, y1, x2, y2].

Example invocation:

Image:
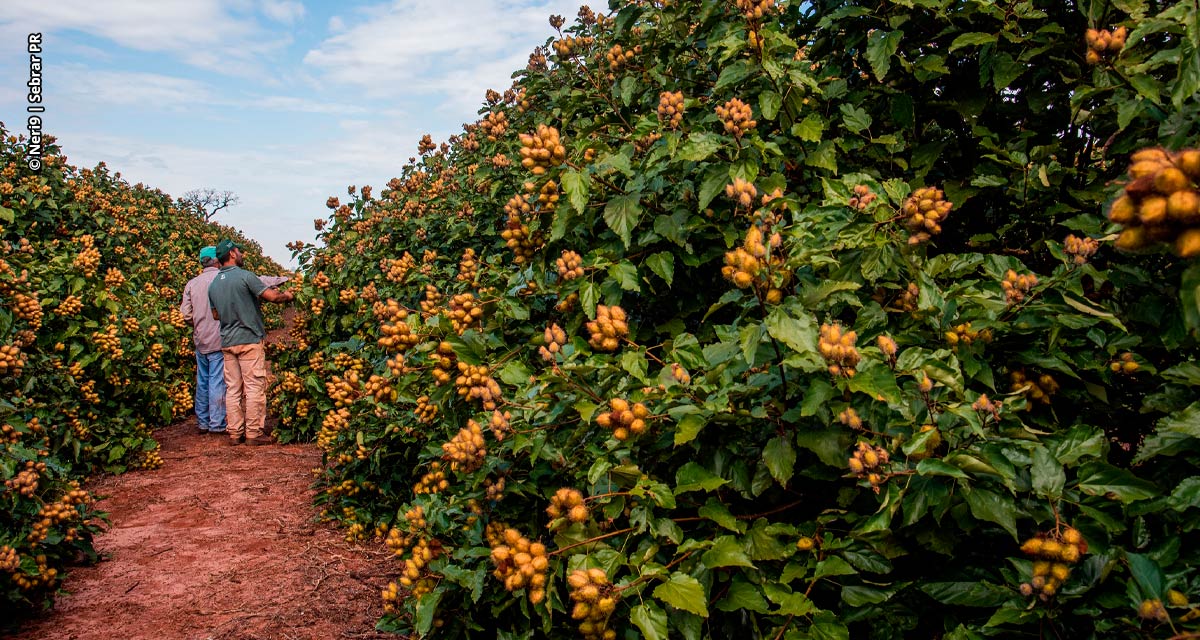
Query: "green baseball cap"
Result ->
[[199, 246, 217, 261], [215, 239, 242, 260]]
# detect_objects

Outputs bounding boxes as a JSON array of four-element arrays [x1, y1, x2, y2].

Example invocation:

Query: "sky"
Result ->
[[0, 0, 586, 267]]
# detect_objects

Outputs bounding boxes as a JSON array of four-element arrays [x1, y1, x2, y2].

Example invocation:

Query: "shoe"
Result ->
[[196, 428, 208, 435], [209, 429, 227, 435], [245, 436, 274, 446], [228, 436, 245, 446]]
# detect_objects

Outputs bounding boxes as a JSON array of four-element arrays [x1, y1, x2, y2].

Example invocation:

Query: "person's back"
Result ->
[[206, 239, 293, 446], [209, 264, 267, 348], [181, 247, 226, 434], [182, 267, 221, 353]]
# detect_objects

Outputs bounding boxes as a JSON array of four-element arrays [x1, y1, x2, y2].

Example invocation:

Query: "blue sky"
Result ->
[[0, 0, 585, 266]]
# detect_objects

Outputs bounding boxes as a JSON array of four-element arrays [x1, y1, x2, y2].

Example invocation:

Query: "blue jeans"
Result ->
[[195, 350, 227, 432]]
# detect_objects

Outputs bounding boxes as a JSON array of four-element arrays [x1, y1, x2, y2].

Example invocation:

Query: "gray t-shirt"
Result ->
[[208, 266, 268, 348]]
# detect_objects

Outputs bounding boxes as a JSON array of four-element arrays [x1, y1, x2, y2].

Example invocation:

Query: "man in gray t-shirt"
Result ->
[[208, 239, 295, 446]]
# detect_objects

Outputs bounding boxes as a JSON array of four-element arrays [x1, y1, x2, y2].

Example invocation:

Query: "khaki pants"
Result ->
[[222, 342, 267, 440]]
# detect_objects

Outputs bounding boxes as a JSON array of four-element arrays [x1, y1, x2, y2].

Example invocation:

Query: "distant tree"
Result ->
[[178, 188, 239, 221]]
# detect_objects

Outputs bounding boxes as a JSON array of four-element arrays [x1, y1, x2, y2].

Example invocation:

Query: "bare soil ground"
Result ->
[[11, 422, 395, 640], [12, 311, 396, 640]]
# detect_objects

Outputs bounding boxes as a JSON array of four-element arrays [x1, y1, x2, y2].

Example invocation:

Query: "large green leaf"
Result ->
[[762, 436, 796, 485], [963, 486, 1018, 539], [702, 536, 755, 568], [1031, 446, 1065, 499], [1075, 462, 1160, 503], [603, 194, 642, 247], [765, 306, 817, 356], [677, 132, 724, 162], [865, 29, 903, 81], [653, 572, 709, 617], [675, 462, 728, 494], [631, 602, 669, 640], [920, 582, 1011, 607]]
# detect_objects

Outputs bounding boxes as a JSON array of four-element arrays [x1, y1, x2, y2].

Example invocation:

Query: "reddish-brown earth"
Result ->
[[13, 310, 395, 640], [11, 421, 394, 640]]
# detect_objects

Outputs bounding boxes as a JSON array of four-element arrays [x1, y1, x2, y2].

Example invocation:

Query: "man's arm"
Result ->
[[180, 281, 194, 323], [211, 306, 219, 321], [260, 287, 295, 303]]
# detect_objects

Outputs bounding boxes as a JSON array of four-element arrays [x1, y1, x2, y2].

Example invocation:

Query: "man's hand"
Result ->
[[260, 287, 295, 304]]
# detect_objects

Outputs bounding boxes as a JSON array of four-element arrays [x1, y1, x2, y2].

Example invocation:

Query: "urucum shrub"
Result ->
[[274, 1, 1200, 638]]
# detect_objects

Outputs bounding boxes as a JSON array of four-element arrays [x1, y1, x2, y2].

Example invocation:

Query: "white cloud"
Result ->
[[303, 0, 582, 100], [328, 15, 346, 32], [44, 64, 369, 116], [51, 115, 427, 268], [261, 0, 306, 24], [55, 66, 216, 109], [0, 0, 287, 78]]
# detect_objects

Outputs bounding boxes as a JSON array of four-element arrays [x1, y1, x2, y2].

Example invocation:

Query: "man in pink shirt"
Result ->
[[180, 246, 226, 434]]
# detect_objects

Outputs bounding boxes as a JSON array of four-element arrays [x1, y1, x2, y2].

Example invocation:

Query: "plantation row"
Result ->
[[0, 129, 285, 617], [271, 0, 1200, 637]]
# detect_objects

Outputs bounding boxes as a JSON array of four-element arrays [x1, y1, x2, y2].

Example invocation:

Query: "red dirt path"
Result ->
[[13, 310, 395, 640], [12, 421, 395, 640]]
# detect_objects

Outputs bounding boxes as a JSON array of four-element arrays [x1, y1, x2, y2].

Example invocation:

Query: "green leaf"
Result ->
[[989, 52, 1023, 91], [715, 59, 755, 90], [677, 132, 724, 162], [603, 194, 642, 248], [1076, 461, 1159, 503], [0, 206, 13, 224], [630, 602, 669, 640], [1168, 477, 1200, 512], [814, 556, 857, 579], [699, 498, 746, 533], [949, 32, 997, 52], [792, 114, 825, 142], [675, 462, 728, 494], [561, 168, 589, 215], [805, 141, 838, 173], [414, 589, 443, 635], [768, 589, 816, 616], [580, 281, 600, 318], [841, 583, 904, 607], [674, 413, 706, 446], [1048, 425, 1107, 464], [800, 379, 835, 417], [840, 105, 872, 134], [963, 487, 1018, 539], [810, 621, 850, 640], [865, 29, 903, 80], [795, 428, 847, 467], [846, 364, 902, 404], [498, 360, 532, 386], [698, 164, 728, 211], [763, 436, 796, 485], [645, 252, 674, 286], [765, 306, 817, 356], [717, 581, 770, 613], [1031, 446, 1065, 499], [1174, 43, 1200, 109], [1126, 552, 1165, 599], [920, 582, 1011, 607], [702, 536, 755, 568], [1061, 295, 1127, 330], [759, 90, 782, 120], [653, 573, 709, 617], [621, 350, 648, 380], [1182, 263, 1200, 333], [609, 261, 641, 292], [801, 280, 860, 306], [916, 459, 969, 479]]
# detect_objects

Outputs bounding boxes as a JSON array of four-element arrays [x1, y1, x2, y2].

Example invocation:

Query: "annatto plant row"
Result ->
[[273, 0, 1200, 638], [0, 130, 285, 619]]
